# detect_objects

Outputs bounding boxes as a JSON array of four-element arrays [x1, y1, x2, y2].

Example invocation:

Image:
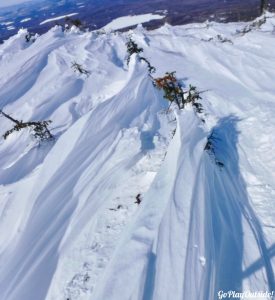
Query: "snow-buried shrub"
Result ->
[[202, 34, 233, 44], [204, 131, 224, 168], [237, 14, 269, 35], [0, 110, 53, 142], [25, 32, 38, 43], [71, 61, 91, 77]]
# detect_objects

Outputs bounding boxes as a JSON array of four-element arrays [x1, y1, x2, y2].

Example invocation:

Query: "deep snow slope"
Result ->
[[0, 13, 275, 300]]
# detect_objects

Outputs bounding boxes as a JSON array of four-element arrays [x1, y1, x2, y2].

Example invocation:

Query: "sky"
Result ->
[[0, 0, 33, 8]]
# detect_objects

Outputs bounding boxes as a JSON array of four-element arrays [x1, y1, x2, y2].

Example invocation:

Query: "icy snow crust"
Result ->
[[0, 14, 275, 300]]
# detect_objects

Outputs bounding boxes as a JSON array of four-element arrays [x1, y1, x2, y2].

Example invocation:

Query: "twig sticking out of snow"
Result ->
[[0, 109, 54, 142], [135, 194, 142, 205], [71, 61, 91, 77]]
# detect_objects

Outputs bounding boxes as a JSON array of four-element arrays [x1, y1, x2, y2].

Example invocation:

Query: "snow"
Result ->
[[103, 13, 165, 31], [0, 12, 275, 300], [20, 18, 32, 23], [40, 13, 79, 25], [1, 21, 14, 26], [7, 26, 15, 31]]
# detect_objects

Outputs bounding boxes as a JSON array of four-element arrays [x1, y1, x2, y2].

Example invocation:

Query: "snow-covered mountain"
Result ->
[[0, 13, 275, 300]]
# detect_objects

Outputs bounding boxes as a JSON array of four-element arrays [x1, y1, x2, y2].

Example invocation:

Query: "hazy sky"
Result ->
[[0, 0, 33, 8]]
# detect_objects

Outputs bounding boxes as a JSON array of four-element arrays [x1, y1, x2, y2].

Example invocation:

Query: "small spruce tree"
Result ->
[[126, 37, 144, 65]]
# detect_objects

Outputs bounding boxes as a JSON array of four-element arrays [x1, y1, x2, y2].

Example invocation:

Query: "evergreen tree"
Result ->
[[260, 0, 268, 14], [126, 38, 144, 65]]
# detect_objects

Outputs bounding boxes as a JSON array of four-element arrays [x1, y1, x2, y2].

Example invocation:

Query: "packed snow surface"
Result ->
[[0, 13, 275, 300], [103, 13, 165, 31]]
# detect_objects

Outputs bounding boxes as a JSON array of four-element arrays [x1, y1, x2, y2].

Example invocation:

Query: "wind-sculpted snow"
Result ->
[[0, 13, 275, 300]]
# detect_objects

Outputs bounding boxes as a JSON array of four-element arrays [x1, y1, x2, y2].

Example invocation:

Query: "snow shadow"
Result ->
[[140, 131, 155, 151], [0, 142, 53, 185], [243, 244, 275, 279], [204, 115, 275, 296], [204, 116, 243, 295], [142, 252, 157, 300], [110, 47, 124, 68]]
